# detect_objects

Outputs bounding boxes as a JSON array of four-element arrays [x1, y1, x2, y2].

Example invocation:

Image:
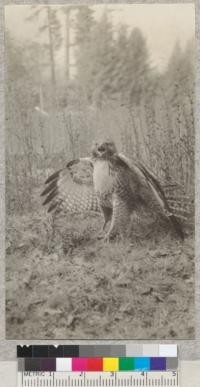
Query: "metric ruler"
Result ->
[[17, 371, 179, 387]]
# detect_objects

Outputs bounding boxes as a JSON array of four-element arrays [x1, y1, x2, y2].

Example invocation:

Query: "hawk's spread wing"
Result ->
[[41, 158, 100, 214], [111, 153, 189, 239], [118, 153, 193, 219]]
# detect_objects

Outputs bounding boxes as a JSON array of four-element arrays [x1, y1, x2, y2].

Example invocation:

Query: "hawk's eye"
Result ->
[[97, 145, 106, 152]]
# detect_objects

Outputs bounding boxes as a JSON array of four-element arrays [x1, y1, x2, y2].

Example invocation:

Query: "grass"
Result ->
[[6, 188, 195, 339]]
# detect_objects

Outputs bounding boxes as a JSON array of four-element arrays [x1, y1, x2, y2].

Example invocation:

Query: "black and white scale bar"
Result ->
[[17, 345, 177, 358], [17, 371, 179, 387]]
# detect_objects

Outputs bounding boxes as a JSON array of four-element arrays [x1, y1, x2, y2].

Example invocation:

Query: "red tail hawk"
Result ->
[[41, 139, 192, 240]]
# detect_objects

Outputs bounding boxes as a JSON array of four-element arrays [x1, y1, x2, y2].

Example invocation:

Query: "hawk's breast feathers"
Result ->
[[93, 160, 115, 206]]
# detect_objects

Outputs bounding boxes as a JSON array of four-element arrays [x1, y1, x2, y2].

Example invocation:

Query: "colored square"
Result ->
[[87, 358, 103, 371], [48, 346, 63, 357], [150, 357, 166, 371], [126, 345, 142, 357], [110, 346, 126, 357], [166, 357, 178, 370], [33, 346, 48, 357], [79, 346, 95, 357], [159, 345, 177, 357], [143, 345, 159, 357], [94, 346, 111, 357], [25, 358, 40, 371], [103, 358, 119, 372], [41, 358, 56, 371], [18, 359, 24, 371], [119, 357, 134, 371], [63, 346, 79, 357], [17, 346, 32, 358], [56, 358, 72, 371], [72, 358, 88, 371], [134, 357, 150, 371]]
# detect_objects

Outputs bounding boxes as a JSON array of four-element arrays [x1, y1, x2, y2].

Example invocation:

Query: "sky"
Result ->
[[5, 4, 195, 72]]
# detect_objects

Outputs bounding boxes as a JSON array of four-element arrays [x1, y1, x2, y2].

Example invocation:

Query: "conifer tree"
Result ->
[[75, 9, 116, 104], [75, 6, 95, 101], [126, 28, 150, 105], [26, 6, 62, 88]]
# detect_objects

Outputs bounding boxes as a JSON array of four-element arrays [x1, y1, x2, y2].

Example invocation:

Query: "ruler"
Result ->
[[17, 371, 179, 387]]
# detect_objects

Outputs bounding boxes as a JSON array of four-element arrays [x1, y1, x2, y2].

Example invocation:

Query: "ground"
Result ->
[[6, 200, 195, 339]]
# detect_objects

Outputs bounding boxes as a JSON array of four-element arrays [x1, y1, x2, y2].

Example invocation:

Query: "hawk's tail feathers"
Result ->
[[165, 192, 194, 221], [164, 190, 194, 240], [148, 182, 186, 240], [137, 162, 193, 239]]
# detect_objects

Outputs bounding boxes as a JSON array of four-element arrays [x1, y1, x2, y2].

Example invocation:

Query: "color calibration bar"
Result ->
[[18, 356, 178, 372], [17, 344, 177, 358]]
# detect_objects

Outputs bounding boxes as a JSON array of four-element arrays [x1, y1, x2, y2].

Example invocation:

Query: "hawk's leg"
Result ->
[[104, 194, 131, 241], [97, 206, 112, 239], [101, 206, 113, 231]]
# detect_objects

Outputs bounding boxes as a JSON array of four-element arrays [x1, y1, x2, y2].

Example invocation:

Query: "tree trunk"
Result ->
[[65, 9, 71, 81], [47, 7, 56, 88]]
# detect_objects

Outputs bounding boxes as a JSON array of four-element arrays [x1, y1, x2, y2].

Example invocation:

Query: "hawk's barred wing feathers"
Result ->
[[41, 158, 99, 214]]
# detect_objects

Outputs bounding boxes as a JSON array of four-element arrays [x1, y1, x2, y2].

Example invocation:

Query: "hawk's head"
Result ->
[[91, 139, 117, 159]]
